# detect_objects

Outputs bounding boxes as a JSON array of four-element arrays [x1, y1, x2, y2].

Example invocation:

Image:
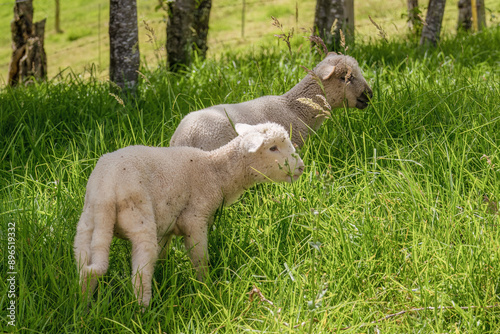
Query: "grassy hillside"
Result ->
[[1, 22, 499, 332], [0, 0, 499, 82]]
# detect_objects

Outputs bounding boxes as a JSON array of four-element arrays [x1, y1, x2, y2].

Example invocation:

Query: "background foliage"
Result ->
[[0, 0, 499, 82]]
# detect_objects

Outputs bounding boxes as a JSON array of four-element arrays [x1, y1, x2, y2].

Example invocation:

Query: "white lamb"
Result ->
[[170, 52, 373, 151], [74, 122, 304, 307]]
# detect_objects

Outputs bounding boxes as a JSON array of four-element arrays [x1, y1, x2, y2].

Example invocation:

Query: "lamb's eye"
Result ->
[[270, 145, 279, 152]]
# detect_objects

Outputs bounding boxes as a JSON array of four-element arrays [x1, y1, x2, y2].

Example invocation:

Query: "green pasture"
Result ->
[[1, 22, 500, 333]]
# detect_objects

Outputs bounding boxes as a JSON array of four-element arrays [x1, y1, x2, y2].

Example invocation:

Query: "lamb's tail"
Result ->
[[74, 200, 116, 296]]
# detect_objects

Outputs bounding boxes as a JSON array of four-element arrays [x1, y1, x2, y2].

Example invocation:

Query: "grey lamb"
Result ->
[[170, 52, 372, 151]]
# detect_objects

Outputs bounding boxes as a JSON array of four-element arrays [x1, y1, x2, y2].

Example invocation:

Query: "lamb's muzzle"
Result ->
[[356, 88, 373, 109], [290, 158, 305, 181]]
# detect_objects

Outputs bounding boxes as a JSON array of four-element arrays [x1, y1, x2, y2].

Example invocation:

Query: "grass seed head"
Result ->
[[272, 16, 294, 55], [340, 29, 348, 53], [369, 16, 388, 42], [308, 35, 328, 56], [109, 93, 125, 107], [330, 18, 338, 35], [297, 97, 331, 117]]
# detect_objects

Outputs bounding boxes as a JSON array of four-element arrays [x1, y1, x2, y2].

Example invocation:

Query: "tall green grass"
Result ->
[[1, 27, 499, 333]]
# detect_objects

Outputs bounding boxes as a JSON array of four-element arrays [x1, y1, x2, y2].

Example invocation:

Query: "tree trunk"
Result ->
[[55, 0, 63, 33], [8, 0, 47, 86], [343, 0, 354, 43], [167, 0, 196, 71], [472, 0, 486, 31], [407, 0, 419, 31], [109, 0, 140, 90], [192, 0, 211, 59], [419, 0, 446, 46], [313, 0, 344, 51], [457, 0, 472, 32], [20, 19, 47, 84]]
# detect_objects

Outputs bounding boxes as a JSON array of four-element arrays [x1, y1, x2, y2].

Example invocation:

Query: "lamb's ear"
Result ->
[[235, 123, 265, 153], [244, 134, 265, 153], [235, 123, 254, 136], [315, 63, 336, 80]]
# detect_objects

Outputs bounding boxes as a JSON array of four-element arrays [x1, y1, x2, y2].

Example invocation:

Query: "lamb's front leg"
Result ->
[[184, 222, 209, 281]]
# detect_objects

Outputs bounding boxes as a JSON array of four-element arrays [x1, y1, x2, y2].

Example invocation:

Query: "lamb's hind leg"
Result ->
[[74, 209, 95, 295], [130, 229, 158, 307], [79, 203, 115, 298], [124, 207, 158, 307]]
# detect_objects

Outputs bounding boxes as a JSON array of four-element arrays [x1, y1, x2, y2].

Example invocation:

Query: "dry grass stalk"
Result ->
[[369, 16, 388, 42], [316, 94, 331, 111], [330, 18, 338, 35], [136, 70, 151, 86], [345, 64, 352, 83], [271, 15, 282, 30], [143, 20, 164, 64], [248, 286, 274, 306], [340, 29, 348, 53], [144, 20, 156, 44], [272, 16, 294, 55], [308, 35, 328, 56], [297, 95, 332, 118], [481, 154, 495, 169], [109, 93, 125, 107]]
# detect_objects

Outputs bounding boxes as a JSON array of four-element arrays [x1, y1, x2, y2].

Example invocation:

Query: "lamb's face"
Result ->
[[315, 53, 373, 109], [252, 137, 304, 183], [236, 123, 305, 183]]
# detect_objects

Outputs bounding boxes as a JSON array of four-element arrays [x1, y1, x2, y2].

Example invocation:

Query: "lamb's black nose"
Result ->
[[365, 87, 373, 99], [356, 88, 372, 109]]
